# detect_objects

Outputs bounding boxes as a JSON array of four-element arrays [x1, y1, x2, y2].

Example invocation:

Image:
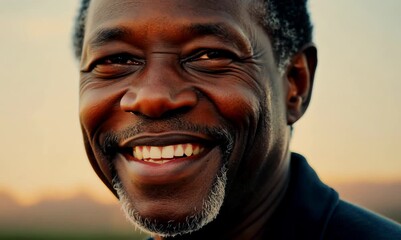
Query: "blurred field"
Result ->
[[0, 181, 400, 239], [0, 231, 146, 240], [0, 191, 148, 240]]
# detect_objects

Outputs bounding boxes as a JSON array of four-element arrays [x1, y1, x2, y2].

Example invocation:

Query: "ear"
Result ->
[[285, 44, 318, 125]]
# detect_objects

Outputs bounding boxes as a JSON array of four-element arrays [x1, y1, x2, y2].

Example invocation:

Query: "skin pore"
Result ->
[[78, 0, 316, 239]]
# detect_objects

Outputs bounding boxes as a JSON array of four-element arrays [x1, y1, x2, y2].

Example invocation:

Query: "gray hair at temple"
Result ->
[[72, 0, 313, 71]]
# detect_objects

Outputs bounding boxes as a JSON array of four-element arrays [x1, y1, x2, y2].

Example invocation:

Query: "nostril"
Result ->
[[127, 105, 193, 119], [160, 105, 193, 119], [128, 110, 156, 119], [128, 110, 140, 116], [175, 105, 193, 115]]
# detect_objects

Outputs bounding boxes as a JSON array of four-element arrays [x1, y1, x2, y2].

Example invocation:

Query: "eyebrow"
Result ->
[[88, 27, 133, 48], [188, 23, 246, 48], [87, 22, 250, 51]]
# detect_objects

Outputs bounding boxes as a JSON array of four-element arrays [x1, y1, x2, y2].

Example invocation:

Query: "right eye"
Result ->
[[91, 53, 144, 78], [96, 53, 142, 65]]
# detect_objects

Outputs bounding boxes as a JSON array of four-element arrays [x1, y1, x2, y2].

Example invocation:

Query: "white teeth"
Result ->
[[184, 144, 193, 157], [143, 146, 150, 159], [146, 159, 163, 164], [150, 146, 162, 159], [132, 143, 204, 163], [134, 146, 143, 160], [161, 145, 174, 158], [193, 145, 200, 155], [174, 145, 184, 157]]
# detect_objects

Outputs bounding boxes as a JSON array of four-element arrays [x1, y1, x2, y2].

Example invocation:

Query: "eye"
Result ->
[[183, 49, 238, 73], [95, 53, 143, 66], [89, 53, 144, 78], [188, 50, 238, 62]]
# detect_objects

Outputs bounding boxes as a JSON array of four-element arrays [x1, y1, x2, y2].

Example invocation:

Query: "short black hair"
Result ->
[[72, 0, 313, 70], [254, 0, 313, 69], [72, 0, 90, 60]]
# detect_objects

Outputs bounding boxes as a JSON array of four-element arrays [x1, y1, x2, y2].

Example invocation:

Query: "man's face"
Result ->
[[79, 0, 289, 236]]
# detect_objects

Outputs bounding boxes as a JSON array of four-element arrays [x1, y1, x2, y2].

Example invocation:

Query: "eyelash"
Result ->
[[90, 53, 144, 70], [185, 49, 239, 62]]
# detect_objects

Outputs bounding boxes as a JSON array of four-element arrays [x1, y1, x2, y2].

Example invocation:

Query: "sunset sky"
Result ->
[[0, 0, 400, 205]]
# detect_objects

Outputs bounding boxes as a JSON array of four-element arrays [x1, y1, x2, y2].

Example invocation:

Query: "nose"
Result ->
[[120, 66, 197, 118]]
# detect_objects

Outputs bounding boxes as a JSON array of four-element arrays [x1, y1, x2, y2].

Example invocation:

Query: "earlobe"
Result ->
[[286, 44, 317, 125]]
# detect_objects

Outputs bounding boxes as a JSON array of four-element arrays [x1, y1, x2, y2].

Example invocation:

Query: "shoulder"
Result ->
[[324, 200, 401, 240]]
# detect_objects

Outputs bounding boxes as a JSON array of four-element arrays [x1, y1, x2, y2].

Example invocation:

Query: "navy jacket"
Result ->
[[264, 152, 401, 239]]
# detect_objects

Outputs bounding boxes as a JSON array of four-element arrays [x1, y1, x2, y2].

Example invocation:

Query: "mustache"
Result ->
[[100, 118, 234, 155]]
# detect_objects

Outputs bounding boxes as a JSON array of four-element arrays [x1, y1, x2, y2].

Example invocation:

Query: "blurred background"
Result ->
[[0, 0, 400, 239]]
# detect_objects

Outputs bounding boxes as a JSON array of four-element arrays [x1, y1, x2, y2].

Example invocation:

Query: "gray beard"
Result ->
[[112, 164, 228, 237]]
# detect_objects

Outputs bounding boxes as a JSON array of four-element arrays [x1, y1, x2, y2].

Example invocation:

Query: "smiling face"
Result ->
[[79, 0, 293, 237]]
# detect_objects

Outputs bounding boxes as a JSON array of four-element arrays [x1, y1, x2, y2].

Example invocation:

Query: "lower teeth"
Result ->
[[143, 159, 172, 164]]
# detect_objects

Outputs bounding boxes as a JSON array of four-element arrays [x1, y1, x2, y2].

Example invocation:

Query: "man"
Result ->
[[73, 0, 401, 239]]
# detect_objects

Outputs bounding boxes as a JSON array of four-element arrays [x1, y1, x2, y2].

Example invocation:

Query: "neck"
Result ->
[[223, 151, 291, 240]]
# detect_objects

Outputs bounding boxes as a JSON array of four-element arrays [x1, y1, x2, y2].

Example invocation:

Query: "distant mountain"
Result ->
[[0, 181, 400, 235]]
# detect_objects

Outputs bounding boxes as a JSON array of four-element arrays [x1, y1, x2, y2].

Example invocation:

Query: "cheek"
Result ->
[[80, 90, 107, 136], [218, 87, 259, 127], [195, 79, 263, 129], [79, 81, 126, 137]]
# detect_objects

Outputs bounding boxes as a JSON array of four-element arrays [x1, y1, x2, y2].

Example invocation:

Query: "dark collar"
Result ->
[[263, 152, 339, 240]]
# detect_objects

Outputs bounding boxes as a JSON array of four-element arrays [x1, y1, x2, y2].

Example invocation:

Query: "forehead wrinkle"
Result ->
[[83, 0, 257, 53]]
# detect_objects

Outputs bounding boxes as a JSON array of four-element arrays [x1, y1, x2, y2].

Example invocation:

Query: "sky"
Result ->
[[0, 0, 400, 205]]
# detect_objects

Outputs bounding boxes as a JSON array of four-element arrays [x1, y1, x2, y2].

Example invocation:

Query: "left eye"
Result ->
[[187, 50, 238, 62], [182, 50, 238, 72], [196, 51, 232, 60]]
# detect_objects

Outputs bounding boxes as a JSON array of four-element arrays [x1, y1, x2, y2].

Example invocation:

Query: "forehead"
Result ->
[[85, 0, 254, 35]]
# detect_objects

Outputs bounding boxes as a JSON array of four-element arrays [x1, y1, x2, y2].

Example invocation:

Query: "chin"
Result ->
[[112, 164, 228, 237]]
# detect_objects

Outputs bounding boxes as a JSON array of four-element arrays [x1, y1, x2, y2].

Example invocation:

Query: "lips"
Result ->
[[117, 132, 214, 165], [113, 132, 221, 185]]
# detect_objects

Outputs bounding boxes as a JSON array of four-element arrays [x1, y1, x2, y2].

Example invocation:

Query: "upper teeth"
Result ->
[[133, 144, 203, 163]]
